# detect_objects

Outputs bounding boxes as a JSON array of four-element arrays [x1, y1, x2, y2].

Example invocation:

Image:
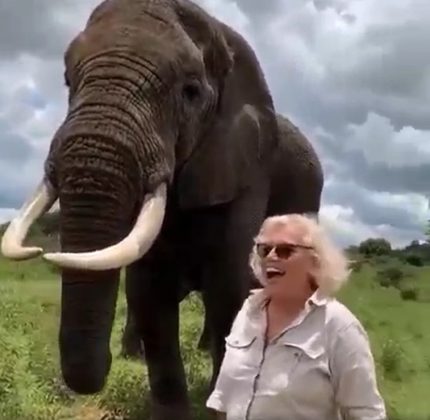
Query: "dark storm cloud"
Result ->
[[323, 179, 426, 232], [0, 189, 26, 209], [346, 153, 430, 197], [0, 0, 65, 59], [246, 0, 430, 138], [0, 158, 44, 209], [0, 132, 34, 163], [323, 21, 430, 131], [0, 110, 43, 209], [233, 0, 286, 18], [0, 0, 99, 59], [314, 128, 430, 196]]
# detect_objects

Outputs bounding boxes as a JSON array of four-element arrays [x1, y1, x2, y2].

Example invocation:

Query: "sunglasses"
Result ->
[[256, 242, 314, 259]]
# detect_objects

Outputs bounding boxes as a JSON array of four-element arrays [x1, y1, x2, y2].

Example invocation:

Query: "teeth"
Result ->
[[267, 268, 283, 274]]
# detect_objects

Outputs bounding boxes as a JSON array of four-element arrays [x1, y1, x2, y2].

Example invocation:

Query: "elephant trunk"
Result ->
[[60, 268, 120, 394], [56, 162, 135, 393]]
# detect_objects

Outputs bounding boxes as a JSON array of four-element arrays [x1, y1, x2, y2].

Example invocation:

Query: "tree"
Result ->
[[358, 238, 392, 257]]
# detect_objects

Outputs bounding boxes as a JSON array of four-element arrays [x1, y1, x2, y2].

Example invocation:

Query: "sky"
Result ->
[[0, 0, 428, 248]]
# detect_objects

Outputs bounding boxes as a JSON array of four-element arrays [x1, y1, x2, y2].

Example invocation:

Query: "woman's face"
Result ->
[[256, 221, 317, 300]]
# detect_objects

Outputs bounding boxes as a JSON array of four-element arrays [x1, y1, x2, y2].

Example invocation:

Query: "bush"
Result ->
[[376, 266, 405, 289], [349, 259, 363, 273], [380, 339, 406, 382], [400, 287, 418, 301], [359, 238, 392, 257], [405, 254, 423, 267]]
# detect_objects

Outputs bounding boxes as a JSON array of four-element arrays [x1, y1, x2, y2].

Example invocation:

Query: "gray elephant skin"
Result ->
[[0, 0, 324, 419], [121, 112, 325, 358]]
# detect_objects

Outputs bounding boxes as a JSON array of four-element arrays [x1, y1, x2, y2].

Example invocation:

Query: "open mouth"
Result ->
[[266, 267, 285, 280]]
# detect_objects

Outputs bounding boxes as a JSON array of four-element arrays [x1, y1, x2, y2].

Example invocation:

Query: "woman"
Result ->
[[206, 214, 386, 420]]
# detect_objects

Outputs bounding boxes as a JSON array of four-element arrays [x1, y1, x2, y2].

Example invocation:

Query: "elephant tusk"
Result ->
[[43, 183, 167, 271], [1, 179, 58, 260]]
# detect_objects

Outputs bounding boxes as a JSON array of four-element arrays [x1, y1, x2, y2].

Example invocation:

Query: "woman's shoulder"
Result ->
[[226, 289, 265, 335], [324, 298, 366, 335], [234, 289, 266, 320]]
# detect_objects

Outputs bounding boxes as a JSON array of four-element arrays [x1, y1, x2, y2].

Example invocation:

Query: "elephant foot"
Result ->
[[150, 401, 192, 420]]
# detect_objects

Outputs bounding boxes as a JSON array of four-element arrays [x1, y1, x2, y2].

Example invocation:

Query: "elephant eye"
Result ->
[[182, 80, 201, 103]]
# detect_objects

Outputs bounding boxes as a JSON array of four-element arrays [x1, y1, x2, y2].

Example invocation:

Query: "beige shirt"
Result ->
[[206, 289, 386, 420]]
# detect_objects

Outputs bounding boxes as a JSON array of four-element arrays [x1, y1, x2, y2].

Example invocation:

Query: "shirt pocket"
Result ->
[[225, 334, 256, 349], [279, 339, 332, 402], [224, 333, 259, 378], [258, 336, 328, 398]]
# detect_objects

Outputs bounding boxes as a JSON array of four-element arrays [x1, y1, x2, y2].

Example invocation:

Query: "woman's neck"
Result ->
[[264, 292, 311, 343], [268, 294, 306, 316]]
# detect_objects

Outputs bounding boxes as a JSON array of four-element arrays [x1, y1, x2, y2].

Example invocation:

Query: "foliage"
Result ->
[[376, 266, 405, 289], [403, 240, 430, 266], [379, 339, 408, 382], [358, 238, 392, 257], [354, 236, 430, 267], [399, 287, 418, 301], [404, 253, 423, 267]]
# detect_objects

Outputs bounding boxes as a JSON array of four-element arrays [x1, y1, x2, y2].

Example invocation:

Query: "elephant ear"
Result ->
[[174, 0, 234, 86], [174, 1, 277, 209], [176, 104, 264, 209]]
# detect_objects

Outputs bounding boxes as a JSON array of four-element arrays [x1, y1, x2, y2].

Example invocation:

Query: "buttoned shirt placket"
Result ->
[[243, 301, 316, 420]]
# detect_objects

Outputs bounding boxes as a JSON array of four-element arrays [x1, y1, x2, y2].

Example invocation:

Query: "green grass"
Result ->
[[0, 256, 429, 419]]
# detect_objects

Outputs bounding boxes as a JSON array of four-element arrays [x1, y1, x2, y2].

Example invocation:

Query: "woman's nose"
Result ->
[[266, 247, 279, 259]]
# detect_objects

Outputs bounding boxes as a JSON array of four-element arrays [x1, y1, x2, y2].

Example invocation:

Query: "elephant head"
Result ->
[[1, 0, 277, 394]]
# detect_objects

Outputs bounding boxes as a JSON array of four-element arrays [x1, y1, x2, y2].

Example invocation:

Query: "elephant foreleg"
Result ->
[[120, 277, 194, 360], [120, 306, 145, 360], [201, 188, 268, 391], [125, 261, 191, 420]]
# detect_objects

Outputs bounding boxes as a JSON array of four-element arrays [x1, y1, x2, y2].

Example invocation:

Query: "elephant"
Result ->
[[0, 1, 324, 419], [120, 111, 325, 358]]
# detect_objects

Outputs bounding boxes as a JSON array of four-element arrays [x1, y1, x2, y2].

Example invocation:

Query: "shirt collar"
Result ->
[[307, 288, 329, 307], [247, 287, 330, 315]]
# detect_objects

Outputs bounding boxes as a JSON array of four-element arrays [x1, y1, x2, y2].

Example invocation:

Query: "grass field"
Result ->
[[0, 255, 429, 419]]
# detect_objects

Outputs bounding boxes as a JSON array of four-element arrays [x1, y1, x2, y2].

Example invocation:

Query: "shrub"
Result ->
[[376, 266, 405, 289], [380, 339, 406, 382], [349, 259, 363, 273], [405, 254, 423, 267], [359, 238, 392, 257], [400, 287, 418, 301]]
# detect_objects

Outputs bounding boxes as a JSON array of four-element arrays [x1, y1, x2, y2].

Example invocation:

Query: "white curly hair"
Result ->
[[249, 213, 351, 296]]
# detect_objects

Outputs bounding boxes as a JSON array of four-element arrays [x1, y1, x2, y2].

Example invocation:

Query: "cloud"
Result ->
[[319, 204, 421, 249], [0, 208, 17, 225], [0, 0, 428, 249], [322, 177, 428, 235], [0, 0, 100, 59], [346, 113, 430, 169]]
